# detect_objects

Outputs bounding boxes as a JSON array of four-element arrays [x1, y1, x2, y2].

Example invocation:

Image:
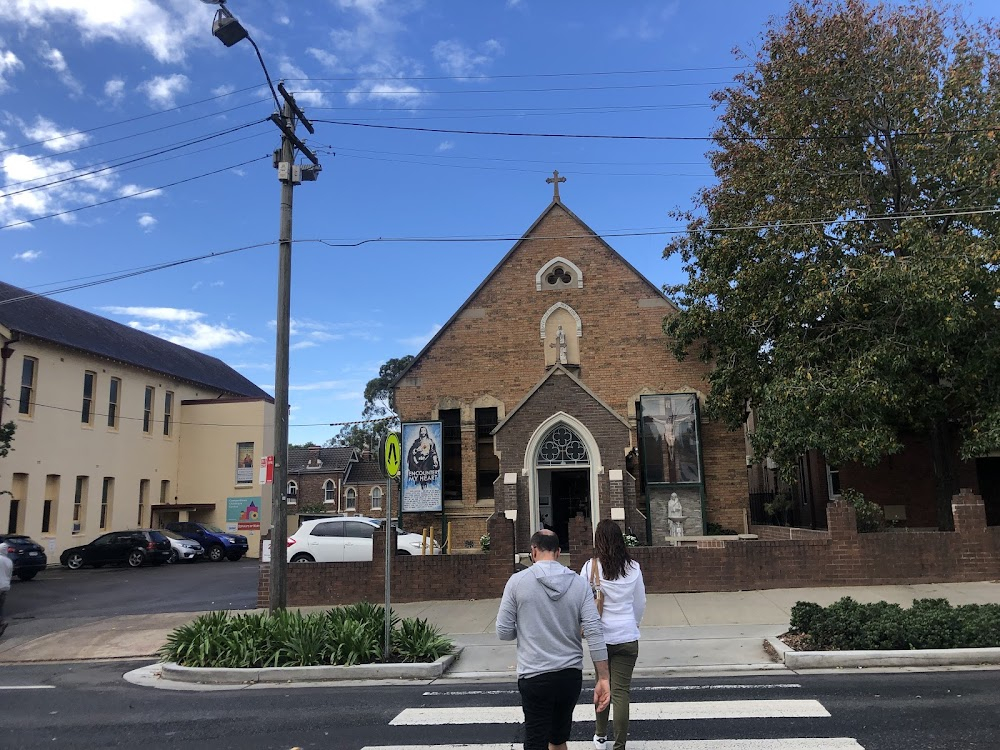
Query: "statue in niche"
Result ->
[[556, 325, 568, 364], [667, 491, 685, 537]]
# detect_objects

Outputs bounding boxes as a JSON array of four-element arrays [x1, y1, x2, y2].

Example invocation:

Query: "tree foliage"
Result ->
[[0, 421, 14, 459], [664, 1, 1000, 525], [328, 356, 415, 450]]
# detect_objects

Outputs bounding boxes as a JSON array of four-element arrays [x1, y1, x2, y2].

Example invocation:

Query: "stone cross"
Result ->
[[546, 170, 566, 202]]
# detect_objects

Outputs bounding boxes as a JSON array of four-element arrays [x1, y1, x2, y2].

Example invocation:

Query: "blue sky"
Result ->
[[2, 1, 993, 446]]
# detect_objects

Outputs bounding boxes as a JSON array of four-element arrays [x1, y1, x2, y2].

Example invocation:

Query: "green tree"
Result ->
[[664, 0, 1000, 529], [328, 355, 415, 450], [0, 420, 14, 459]]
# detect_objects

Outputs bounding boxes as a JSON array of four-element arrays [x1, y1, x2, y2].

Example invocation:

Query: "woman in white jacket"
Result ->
[[581, 520, 646, 750]]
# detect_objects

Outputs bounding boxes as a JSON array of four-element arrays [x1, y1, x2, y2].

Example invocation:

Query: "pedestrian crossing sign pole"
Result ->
[[380, 433, 401, 660]]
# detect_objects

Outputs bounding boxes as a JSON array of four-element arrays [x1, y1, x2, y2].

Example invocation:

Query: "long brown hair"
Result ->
[[594, 519, 632, 581]]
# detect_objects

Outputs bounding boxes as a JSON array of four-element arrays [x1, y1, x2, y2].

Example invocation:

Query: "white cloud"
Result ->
[[12, 249, 41, 261], [612, 2, 680, 41], [102, 306, 203, 322], [307, 48, 340, 71], [436, 141, 454, 152], [288, 379, 354, 392], [506, 0, 524, 6], [104, 77, 125, 103], [40, 43, 82, 95], [399, 324, 442, 348], [276, 58, 328, 107], [140, 74, 189, 108], [345, 62, 426, 106], [290, 340, 318, 351], [0, 47, 23, 93], [137, 212, 156, 231], [21, 116, 89, 152], [165, 322, 256, 351], [432, 39, 503, 79], [211, 84, 235, 97], [118, 184, 163, 199], [0, 1, 207, 65]]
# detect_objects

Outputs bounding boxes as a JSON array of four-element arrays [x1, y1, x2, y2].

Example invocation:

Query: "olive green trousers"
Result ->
[[595, 640, 639, 750]]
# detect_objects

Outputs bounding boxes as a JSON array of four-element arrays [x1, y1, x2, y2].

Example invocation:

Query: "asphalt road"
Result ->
[[3, 558, 258, 641], [0, 666, 998, 749]]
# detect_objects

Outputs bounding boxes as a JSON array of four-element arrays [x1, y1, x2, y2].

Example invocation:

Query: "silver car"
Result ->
[[162, 529, 204, 563]]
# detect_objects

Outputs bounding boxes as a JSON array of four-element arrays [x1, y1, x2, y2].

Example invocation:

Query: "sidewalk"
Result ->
[[2, 581, 999, 674]]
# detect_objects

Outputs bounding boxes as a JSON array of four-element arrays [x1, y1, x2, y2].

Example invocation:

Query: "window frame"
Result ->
[[323, 479, 336, 504], [99, 477, 114, 530], [475, 407, 500, 500], [81, 370, 96, 425], [19, 356, 37, 416], [73, 476, 87, 534], [371, 485, 382, 511], [163, 390, 174, 437], [143, 386, 154, 434], [107, 377, 121, 429], [345, 487, 357, 512]]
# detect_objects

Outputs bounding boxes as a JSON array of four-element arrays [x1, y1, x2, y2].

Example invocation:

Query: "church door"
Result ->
[[549, 469, 589, 549], [533, 421, 595, 550]]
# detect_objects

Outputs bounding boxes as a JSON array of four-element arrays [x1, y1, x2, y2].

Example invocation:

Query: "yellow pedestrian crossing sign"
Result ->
[[381, 432, 401, 478]]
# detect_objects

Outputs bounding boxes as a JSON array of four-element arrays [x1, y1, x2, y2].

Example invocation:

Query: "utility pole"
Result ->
[[269, 82, 320, 612]]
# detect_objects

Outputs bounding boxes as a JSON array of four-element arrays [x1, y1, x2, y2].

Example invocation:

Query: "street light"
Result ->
[[203, 0, 320, 612]]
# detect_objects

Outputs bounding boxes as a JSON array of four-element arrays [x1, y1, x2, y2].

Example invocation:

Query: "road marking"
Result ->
[[422, 684, 802, 697], [362, 740, 864, 750], [390, 700, 831, 725], [0, 685, 56, 690]]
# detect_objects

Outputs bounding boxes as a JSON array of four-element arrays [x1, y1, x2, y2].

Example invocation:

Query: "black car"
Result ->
[[0, 534, 48, 581], [59, 530, 172, 570]]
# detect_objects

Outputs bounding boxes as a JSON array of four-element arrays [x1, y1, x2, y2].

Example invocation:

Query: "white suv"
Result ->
[[286, 517, 441, 562]]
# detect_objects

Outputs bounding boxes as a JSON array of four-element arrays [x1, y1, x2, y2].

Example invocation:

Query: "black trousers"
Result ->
[[517, 668, 583, 749]]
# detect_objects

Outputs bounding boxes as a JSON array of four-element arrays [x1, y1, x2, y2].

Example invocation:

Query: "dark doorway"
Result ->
[[550, 469, 589, 550], [977, 458, 1000, 526], [7, 499, 19, 534]]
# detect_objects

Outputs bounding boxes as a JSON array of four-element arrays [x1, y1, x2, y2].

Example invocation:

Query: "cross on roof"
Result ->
[[546, 170, 566, 202]]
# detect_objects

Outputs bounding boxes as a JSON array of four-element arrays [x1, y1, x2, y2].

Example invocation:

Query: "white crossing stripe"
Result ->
[[362, 740, 864, 750], [390, 700, 831, 726], [422, 684, 803, 697], [0, 685, 56, 690]]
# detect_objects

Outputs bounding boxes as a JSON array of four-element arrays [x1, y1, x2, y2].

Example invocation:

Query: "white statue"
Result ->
[[556, 325, 568, 364], [668, 492, 683, 518]]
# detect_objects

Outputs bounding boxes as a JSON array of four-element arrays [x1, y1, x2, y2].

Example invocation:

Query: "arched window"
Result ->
[[536, 424, 589, 466], [286, 480, 298, 500], [346, 487, 357, 511], [323, 480, 336, 504], [371, 486, 383, 510]]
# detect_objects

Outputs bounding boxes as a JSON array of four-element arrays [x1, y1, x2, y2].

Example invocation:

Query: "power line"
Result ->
[[0, 120, 269, 199], [324, 145, 707, 167], [0, 154, 270, 231], [284, 64, 746, 83], [309, 81, 734, 96]]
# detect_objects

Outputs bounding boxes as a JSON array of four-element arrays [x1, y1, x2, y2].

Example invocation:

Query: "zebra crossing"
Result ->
[[360, 682, 867, 750]]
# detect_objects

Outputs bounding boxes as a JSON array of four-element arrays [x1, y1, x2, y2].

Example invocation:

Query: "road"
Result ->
[[3, 558, 258, 642], [1, 666, 998, 749]]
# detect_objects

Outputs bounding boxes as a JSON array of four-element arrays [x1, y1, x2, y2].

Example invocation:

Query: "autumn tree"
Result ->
[[664, 0, 1000, 528], [328, 355, 415, 451]]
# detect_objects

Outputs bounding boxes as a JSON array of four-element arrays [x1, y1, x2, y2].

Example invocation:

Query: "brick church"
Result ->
[[393, 175, 749, 554]]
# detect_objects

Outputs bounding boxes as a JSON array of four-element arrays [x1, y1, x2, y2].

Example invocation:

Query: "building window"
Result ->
[[826, 465, 841, 501], [475, 407, 500, 500], [371, 486, 382, 510], [8, 474, 27, 535], [287, 481, 298, 501], [324, 480, 336, 504], [236, 442, 254, 484], [138, 479, 150, 527], [159, 480, 170, 504], [537, 425, 589, 466], [346, 488, 357, 512], [441, 409, 462, 502], [100, 477, 114, 529], [73, 476, 88, 533], [163, 391, 174, 436], [81, 370, 96, 424], [143, 386, 154, 433], [43, 475, 59, 535], [108, 377, 121, 429], [19, 356, 37, 416]]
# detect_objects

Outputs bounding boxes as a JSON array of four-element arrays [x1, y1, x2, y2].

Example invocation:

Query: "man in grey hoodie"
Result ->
[[497, 529, 611, 750]]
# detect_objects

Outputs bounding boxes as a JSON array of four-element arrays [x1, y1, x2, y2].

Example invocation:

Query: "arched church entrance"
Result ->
[[528, 418, 600, 550]]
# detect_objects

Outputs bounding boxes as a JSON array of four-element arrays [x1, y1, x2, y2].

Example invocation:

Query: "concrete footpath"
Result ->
[[2, 581, 999, 677]]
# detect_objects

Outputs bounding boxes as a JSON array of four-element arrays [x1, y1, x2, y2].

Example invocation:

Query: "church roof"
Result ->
[[0, 280, 271, 400], [391, 199, 677, 387]]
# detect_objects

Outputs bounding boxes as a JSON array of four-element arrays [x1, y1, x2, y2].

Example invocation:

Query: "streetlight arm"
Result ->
[[246, 34, 282, 114]]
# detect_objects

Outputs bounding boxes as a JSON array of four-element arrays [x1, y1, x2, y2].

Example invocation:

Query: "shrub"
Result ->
[[787, 597, 1000, 651], [159, 604, 454, 668], [480, 533, 491, 552], [624, 532, 639, 547], [841, 488, 885, 532], [706, 522, 739, 536]]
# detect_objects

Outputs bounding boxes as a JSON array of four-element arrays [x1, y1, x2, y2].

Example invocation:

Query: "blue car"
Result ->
[[164, 522, 248, 562], [1, 534, 48, 580]]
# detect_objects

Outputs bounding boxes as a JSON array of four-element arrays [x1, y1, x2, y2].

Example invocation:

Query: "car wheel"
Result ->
[[66, 553, 85, 570], [290, 553, 314, 563], [226, 552, 244, 562], [166, 549, 178, 565], [208, 544, 225, 562], [127, 550, 146, 568], [396, 549, 412, 556], [17, 570, 37, 581]]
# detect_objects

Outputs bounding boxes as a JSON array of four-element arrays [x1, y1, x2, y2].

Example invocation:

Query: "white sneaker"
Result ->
[[593, 735, 607, 749]]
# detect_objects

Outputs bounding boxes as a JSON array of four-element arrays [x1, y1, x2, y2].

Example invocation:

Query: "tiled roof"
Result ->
[[0, 281, 271, 400], [345, 459, 386, 485], [287, 445, 357, 473]]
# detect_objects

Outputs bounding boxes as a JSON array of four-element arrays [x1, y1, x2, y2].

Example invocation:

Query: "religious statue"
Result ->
[[668, 492, 683, 518], [556, 325, 568, 364]]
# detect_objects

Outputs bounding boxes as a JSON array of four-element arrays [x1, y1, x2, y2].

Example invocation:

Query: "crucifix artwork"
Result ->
[[546, 170, 566, 201]]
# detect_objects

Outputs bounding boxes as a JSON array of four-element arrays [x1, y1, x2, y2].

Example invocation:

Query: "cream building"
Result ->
[[0, 280, 275, 560]]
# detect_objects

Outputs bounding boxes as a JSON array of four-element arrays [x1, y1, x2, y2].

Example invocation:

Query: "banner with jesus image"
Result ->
[[401, 421, 442, 512]]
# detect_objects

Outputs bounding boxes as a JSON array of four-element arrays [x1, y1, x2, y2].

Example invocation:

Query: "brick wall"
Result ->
[[260, 492, 1000, 607]]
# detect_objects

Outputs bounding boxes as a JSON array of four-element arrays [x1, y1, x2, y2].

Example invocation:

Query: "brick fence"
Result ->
[[258, 490, 1000, 607]]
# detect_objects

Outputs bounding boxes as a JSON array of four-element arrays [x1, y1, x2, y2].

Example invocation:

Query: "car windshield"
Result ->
[[148, 531, 168, 542], [161, 530, 187, 541], [203, 524, 225, 533]]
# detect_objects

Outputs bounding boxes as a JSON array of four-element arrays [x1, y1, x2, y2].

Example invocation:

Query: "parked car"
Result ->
[[0, 534, 48, 581], [286, 517, 441, 563], [161, 530, 204, 564], [59, 530, 172, 570], [164, 522, 248, 562]]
